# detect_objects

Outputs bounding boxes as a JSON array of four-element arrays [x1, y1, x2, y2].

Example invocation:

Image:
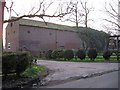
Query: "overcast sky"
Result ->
[[4, 0, 116, 30]]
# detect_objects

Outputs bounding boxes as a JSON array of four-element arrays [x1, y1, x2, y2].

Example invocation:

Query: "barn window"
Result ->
[[10, 23, 13, 27], [49, 32, 52, 35], [60, 46, 64, 49], [8, 43, 11, 49], [27, 31, 30, 33], [13, 31, 15, 33]]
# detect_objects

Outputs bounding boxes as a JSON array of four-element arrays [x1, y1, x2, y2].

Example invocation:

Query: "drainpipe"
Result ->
[[55, 30, 57, 49]]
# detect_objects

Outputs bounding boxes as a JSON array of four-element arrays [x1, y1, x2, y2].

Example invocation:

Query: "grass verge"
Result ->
[[37, 55, 118, 62], [21, 64, 47, 78]]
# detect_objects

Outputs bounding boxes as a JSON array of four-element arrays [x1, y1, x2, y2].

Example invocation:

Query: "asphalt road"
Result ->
[[48, 71, 119, 88]]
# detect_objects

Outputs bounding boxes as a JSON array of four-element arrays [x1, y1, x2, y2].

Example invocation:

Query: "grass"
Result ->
[[37, 55, 118, 63], [21, 64, 47, 78]]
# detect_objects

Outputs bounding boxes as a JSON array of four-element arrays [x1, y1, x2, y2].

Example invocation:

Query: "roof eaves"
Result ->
[[18, 18, 77, 32]]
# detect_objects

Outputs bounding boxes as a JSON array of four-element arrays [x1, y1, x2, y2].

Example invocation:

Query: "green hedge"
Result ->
[[88, 48, 97, 60], [2, 51, 33, 76], [76, 49, 86, 60], [63, 50, 74, 60], [103, 50, 112, 60]]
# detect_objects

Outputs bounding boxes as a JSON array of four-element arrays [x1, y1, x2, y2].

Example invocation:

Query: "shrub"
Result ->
[[51, 50, 59, 59], [2, 51, 32, 76], [15, 51, 32, 76], [51, 50, 64, 59], [88, 48, 97, 60], [45, 50, 53, 59], [103, 50, 112, 60], [63, 50, 74, 60], [76, 49, 86, 60], [56, 50, 64, 58], [2, 53, 17, 75]]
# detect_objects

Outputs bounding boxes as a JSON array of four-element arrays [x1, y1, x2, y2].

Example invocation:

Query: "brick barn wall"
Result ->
[[5, 21, 19, 52], [19, 25, 82, 55]]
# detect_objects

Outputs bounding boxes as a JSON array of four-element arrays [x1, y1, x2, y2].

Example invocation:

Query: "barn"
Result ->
[[5, 18, 83, 56]]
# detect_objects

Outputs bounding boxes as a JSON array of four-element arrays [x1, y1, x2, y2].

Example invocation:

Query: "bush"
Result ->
[[88, 48, 97, 60], [51, 50, 59, 59], [2, 51, 32, 76], [2, 53, 17, 75], [56, 50, 64, 58], [76, 49, 86, 60], [103, 50, 112, 60], [45, 50, 53, 59], [51, 50, 64, 59], [63, 50, 74, 60], [15, 51, 32, 76]]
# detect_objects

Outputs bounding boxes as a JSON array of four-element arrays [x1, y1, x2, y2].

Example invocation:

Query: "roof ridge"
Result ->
[[11, 17, 77, 31]]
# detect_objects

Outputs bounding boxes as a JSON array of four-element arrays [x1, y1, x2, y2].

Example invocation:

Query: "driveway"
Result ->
[[37, 60, 119, 86]]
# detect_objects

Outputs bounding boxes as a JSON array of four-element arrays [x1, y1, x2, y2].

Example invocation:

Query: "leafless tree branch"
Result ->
[[62, 0, 93, 28], [103, 0, 120, 33], [4, 0, 74, 23]]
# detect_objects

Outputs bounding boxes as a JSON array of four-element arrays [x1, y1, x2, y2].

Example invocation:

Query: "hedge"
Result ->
[[88, 48, 97, 60], [103, 50, 112, 60], [76, 49, 86, 60], [63, 50, 74, 60], [2, 51, 33, 76]]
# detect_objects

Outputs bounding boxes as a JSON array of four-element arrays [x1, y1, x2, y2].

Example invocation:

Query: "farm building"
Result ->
[[5, 18, 83, 56]]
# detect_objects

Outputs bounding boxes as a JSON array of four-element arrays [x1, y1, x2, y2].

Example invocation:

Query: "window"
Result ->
[[60, 46, 64, 49], [49, 32, 52, 35], [8, 43, 11, 49], [10, 23, 13, 27], [27, 31, 30, 33], [13, 31, 15, 33]]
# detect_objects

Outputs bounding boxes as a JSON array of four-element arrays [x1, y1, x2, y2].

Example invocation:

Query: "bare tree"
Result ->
[[4, 0, 74, 23], [61, 0, 93, 28], [103, 0, 120, 33], [80, 0, 94, 28], [64, 1, 83, 28]]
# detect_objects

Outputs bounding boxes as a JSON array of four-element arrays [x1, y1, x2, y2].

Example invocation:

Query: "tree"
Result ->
[[63, 1, 83, 28], [80, 0, 94, 28], [4, 0, 74, 23], [61, 0, 94, 28], [102, 0, 120, 34]]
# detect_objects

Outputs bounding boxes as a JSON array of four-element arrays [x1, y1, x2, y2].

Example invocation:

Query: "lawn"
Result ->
[[37, 55, 118, 63]]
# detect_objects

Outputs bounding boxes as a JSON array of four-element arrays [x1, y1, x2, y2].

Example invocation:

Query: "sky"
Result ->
[[3, 0, 119, 47], [4, 0, 114, 30]]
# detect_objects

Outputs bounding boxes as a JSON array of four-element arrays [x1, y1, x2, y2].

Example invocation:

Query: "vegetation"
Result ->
[[76, 49, 86, 60], [87, 48, 97, 61], [38, 55, 117, 62], [21, 64, 47, 78], [45, 50, 53, 59], [2, 51, 48, 88], [2, 51, 32, 76], [38, 49, 117, 62], [63, 50, 74, 60], [103, 50, 112, 60], [77, 27, 109, 52]]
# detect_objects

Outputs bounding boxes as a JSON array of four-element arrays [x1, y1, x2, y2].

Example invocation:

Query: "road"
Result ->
[[47, 71, 119, 88], [37, 60, 118, 81]]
